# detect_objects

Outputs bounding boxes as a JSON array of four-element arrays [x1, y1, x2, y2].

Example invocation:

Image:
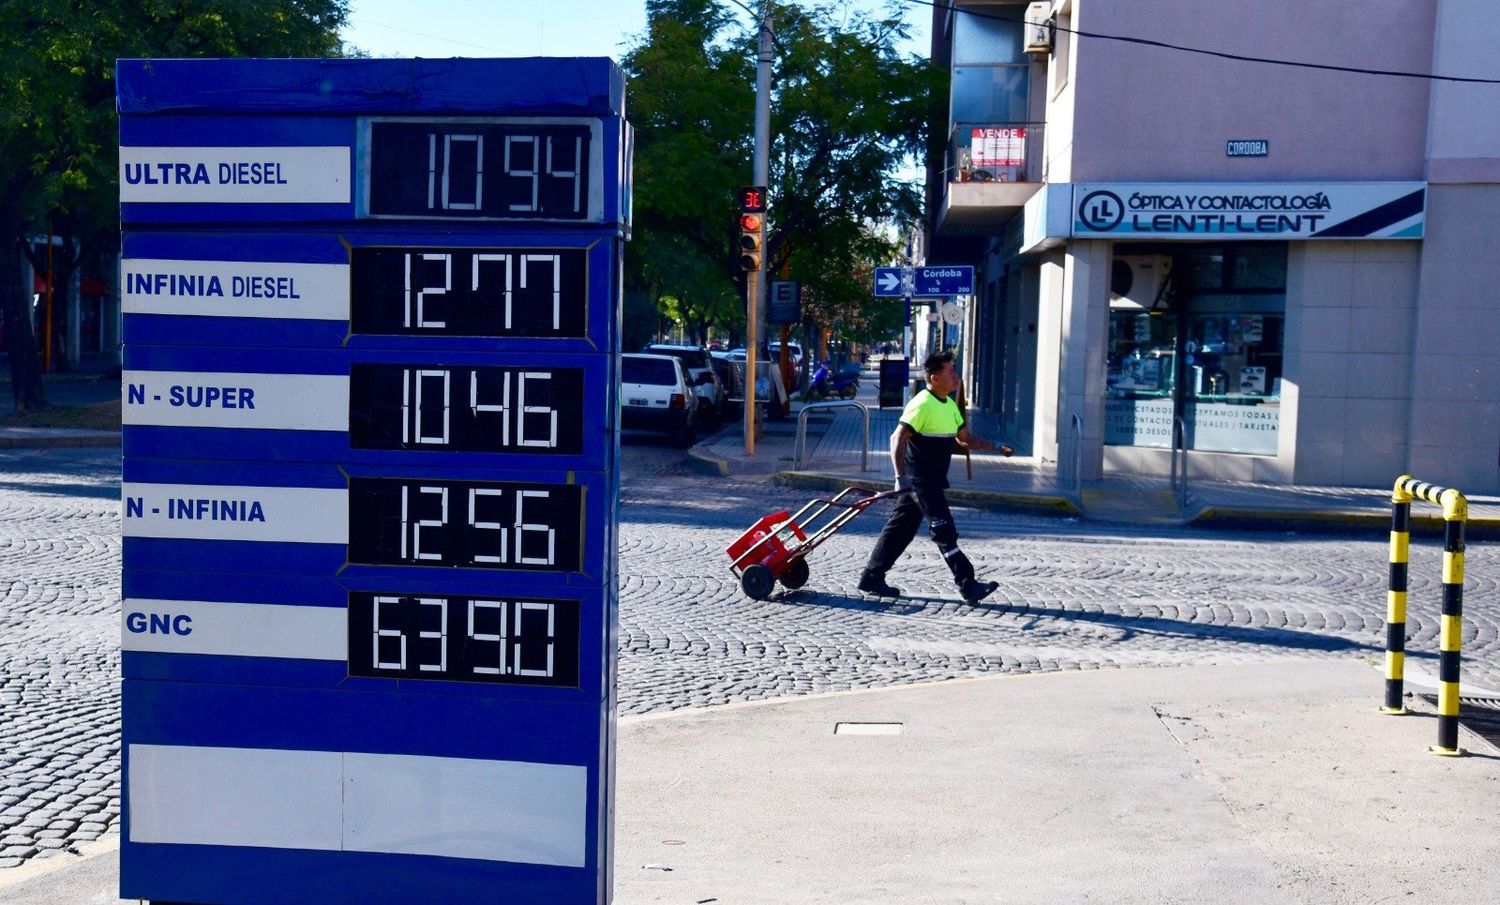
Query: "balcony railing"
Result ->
[[947, 122, 1046, 185]]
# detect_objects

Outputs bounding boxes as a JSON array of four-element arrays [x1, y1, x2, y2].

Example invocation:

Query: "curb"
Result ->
[[685, 444, 730, 477], [0, 431, 121, 449], [773, 470, 1084, 517], [1191, 506, 1500, 540]]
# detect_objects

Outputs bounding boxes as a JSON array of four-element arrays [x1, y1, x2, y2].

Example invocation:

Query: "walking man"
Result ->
[[859, 350, 1012, 603]]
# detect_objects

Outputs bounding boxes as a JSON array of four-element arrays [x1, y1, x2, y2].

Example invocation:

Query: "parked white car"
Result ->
[[620, 353, 701, 445], [641, 343, 727, 426]]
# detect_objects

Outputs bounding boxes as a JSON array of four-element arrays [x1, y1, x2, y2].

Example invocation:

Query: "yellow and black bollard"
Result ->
[[1387, 476, 1467, 756], [1383, 480, 1411, 714]]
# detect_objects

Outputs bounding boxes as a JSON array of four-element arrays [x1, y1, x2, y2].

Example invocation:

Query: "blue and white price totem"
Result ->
[[116, 58, 629, 905]]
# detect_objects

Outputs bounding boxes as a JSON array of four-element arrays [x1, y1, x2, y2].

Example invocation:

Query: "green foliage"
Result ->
[[622, 0, 937, 348], [0, 0, 351, 406]]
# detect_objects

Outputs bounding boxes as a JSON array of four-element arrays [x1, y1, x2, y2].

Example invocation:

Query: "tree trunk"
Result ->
[[0, 236, 47, 412]]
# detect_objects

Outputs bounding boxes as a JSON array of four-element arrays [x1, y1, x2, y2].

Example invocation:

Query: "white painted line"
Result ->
[[833, 722, 903, 736]]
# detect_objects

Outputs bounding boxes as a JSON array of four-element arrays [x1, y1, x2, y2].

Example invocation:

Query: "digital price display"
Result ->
[[118, 58, 625, 905], [349, 364, 585, 453], [349, 247, 587, 337], [347, 592, 580, 687], [347, 477, 583, 571], [366, 120, 596, 221]]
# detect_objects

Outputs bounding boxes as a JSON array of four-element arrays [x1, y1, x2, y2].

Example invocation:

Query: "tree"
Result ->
[[0, 0, 351, 411], [621, 0, 939, 352], [621, 0, 753, 347]]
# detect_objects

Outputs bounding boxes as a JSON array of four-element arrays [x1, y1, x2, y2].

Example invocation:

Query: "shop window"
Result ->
[[1183, 313, 1283, 455], [1105, 243, 1287, 456], [1105, 311, 1176, 449]]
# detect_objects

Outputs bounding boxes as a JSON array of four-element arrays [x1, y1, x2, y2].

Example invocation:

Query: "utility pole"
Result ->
[[744, 0, 772, 455]]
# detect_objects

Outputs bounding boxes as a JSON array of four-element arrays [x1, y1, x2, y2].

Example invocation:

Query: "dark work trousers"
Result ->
[[863, 484, 976, 588]]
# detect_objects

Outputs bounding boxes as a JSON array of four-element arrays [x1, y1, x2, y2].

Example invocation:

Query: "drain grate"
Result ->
[[1417, 695, 1500, 750]]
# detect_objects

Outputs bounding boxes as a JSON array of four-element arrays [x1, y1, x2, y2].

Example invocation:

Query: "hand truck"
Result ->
[[725, 486, 898, 600]]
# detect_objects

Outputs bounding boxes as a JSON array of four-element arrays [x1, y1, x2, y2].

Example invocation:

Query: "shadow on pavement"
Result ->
[[764, 589, 1388, 656]]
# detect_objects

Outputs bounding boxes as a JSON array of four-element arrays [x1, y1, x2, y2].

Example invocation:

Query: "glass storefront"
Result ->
[[1106, 243, 1286, 455]]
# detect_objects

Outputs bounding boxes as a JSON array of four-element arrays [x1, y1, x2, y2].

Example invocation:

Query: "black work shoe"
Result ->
[[858, 574, 902, 597], [961, 579, 999, 604]]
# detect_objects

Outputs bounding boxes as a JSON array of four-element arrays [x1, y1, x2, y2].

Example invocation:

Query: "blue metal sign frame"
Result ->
[[118, 58, 626, 905]]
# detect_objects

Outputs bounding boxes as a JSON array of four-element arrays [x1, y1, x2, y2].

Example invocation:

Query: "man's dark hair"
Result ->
[[923, 350, 955, 378]]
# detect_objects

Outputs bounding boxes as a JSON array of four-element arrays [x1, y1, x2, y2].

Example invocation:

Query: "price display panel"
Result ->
[[117, 57, 626, 905], [350, 246, 589, 337], [347, 592, 581, 687], [117, 232, 618, 353], [120, 346, 608, 468], [121, 566, 612, 697], [364, 119, 600, 221], [348, 363, 587, 454], [347, 477, 584, 572]]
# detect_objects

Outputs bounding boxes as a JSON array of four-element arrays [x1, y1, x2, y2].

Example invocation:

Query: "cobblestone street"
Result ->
[[3, 441, 1498, 870]]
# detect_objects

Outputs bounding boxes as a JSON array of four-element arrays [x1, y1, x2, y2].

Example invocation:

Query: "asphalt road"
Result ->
[[2, 437, 1498, 871]]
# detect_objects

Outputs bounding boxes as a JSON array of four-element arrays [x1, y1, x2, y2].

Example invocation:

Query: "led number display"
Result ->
[[350, 247, 587, 337], [365, 120, 595, 221], [349, 364, 585, 453], [348, 592, 580, 687], [348, 477, 583, 571]]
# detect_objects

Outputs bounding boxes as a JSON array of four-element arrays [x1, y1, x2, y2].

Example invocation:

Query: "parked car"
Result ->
[[641, 343, 726, 426], [707, 352, 742, 415], [620, 353, 700, 445], [767, 340, 803, 366]]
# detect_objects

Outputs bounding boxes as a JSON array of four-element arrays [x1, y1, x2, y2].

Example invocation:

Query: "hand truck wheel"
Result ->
[[779, 558, 810, 590], [740, 564, 775, 600]]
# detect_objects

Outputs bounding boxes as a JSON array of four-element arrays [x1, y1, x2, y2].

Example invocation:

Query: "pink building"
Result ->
[[926, 0, 1500, 491]]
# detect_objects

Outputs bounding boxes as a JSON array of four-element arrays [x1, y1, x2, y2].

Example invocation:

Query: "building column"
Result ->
[[1057, 240, 1110, 482], [1031, 250, 1065, 464]]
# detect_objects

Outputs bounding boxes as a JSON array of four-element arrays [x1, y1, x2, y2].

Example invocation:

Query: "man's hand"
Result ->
[[895, 475, 913, 493]]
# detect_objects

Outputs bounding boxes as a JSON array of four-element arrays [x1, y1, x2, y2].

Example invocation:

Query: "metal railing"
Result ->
[[1169, 416, 1189, 510], [1067, 412, 1083, 498], [1384, 475, 1469, 756], [794, 401, 870, 472], [947, 121, 1047, 185]]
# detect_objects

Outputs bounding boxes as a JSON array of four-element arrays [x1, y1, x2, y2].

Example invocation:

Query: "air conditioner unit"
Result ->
[[1110, 255, 1172, 309], [1024, 2, 1055, 55]]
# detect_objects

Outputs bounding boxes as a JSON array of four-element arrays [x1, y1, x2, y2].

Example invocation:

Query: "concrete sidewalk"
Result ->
[[0, 371, 121, 449], [6, 661, 1497, 903], [690, 389, 1500, 536]]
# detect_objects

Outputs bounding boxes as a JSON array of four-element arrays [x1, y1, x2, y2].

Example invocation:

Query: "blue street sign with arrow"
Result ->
[[873, 267, 904, 297], [872, 265, 974, 297]]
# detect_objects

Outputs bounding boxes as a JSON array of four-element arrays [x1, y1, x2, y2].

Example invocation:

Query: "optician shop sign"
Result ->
[[1073, 182, 1425, 240]]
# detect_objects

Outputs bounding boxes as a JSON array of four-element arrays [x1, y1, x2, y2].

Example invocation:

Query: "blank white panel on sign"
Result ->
[[121, 483, 347, 543], [122, 371, 348, 431], [122, 259, 350, 320], [343, 751, 588, 867], [128, 745, 588, 867], [119, 146, 351, 204], [121, 599, 345, 660], [128, 744, 344, 851]]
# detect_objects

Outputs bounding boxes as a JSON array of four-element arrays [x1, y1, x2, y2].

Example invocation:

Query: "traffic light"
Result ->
[[738, 212, 763, 272], [738, 185, 766, 272]]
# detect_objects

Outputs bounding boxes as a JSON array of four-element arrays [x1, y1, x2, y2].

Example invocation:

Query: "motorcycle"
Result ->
[[807, 362, 860, 400]]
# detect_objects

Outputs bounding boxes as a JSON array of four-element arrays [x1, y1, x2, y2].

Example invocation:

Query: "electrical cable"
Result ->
[[898, 0, 1500, 85]]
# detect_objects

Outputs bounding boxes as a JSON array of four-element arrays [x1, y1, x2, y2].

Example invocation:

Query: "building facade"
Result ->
[[927, 0, 1500, 492]]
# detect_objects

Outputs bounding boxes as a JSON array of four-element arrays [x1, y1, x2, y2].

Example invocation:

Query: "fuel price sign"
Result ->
[[117, 58, 627, 905]]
